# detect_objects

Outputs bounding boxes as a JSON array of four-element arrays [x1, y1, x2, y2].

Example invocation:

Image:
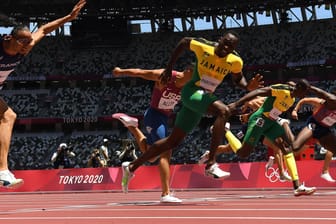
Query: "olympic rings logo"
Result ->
[[264, 167, 288, 183]]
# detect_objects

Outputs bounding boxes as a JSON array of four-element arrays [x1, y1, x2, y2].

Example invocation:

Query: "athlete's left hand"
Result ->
[[247, 73, 264, 91], [68, 0, 86, 21]]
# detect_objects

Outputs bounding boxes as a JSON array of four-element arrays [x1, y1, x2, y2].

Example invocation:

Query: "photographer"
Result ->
[[99, 138, 110, 167], [51, 143, 76, 169], [87, 148, 106, 168], [118, 139, 138, 163]]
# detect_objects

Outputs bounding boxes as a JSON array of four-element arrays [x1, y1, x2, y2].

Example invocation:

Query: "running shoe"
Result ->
[[198, 150, 210, 164], [205, 163, 230, 179], [0, 170, 24, 189], [280, 171, 292, 181], [121, 161, 134, 193], [276, 117, 291, 126], [319, 147, 328, 154], [265, 156, 274, 170], [294, 183, 316, 197], [160, 194, 182, 203], [112, 113, 138, 127], [321, 172, 336, 182], [224, 122, 231, 130]]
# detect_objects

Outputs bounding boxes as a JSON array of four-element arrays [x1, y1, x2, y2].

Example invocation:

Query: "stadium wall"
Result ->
[[1, 160, 335, 193]]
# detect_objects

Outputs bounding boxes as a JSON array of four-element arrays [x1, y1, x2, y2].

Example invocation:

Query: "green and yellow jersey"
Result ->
[[188, 38, 243, 93], [256, 84, 295, 120]]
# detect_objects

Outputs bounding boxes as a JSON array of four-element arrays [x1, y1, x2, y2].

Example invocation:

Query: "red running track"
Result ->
[[1, 188, 336, 224]]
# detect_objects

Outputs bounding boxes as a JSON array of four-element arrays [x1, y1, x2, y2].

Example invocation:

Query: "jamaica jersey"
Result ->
[[189, 38, 243, 93], [255, 84, 295, 120]]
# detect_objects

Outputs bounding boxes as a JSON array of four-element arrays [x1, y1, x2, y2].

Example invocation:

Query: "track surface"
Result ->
[[1, 189, 336, 224]]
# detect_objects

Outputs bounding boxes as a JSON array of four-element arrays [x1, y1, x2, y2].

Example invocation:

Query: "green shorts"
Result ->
[[175, 83, 217, 133], [244, 113, 285, 147]]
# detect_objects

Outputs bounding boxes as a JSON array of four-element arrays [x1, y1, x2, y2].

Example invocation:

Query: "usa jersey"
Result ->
[[313, 104, 336, 127], [150, 71, 181, 116], [0, 38, 23, 84]]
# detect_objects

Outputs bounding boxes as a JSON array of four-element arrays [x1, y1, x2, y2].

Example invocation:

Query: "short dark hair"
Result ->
[[295, 78, 310, 90], [10, 24, 30, 37], [224, 30, 240, 40]]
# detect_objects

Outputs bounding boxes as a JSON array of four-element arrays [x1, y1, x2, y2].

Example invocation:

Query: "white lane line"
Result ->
[[0, 217, 335, 220]]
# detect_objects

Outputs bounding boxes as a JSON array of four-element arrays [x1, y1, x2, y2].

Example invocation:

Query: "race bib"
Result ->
[[321, 116, 336, 127], [158, 98, 178, 110], [256, 117, 265, 127], [199, 74, 221, 92], [269, 108, 282, 120]]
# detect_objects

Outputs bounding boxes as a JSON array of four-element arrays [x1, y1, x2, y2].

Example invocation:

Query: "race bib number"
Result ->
[[158, 98, 178, 110], [269, 108, 282, 120], [199, 74, 221, 92], [256, 117, 265, 127], [321, 116, 336, 127]]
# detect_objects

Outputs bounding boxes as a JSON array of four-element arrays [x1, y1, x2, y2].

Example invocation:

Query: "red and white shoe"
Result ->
[[112, 113, 138, 127]]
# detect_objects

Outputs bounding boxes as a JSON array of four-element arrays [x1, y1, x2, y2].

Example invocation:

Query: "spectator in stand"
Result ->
[[0, 0, 86, 188], [87, 148, 105, 168], [51, 143, 76, 169]]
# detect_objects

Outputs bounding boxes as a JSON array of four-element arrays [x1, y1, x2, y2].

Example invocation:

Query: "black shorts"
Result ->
[[306, 116, 332, 139]]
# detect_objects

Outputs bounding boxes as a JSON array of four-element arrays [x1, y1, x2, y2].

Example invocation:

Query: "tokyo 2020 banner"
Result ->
[[1, 160, 335, 192]]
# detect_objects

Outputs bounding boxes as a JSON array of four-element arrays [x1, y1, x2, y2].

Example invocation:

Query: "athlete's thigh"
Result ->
[[264, 123, 285, 144], [243, 115, 267, 147], [292, 126, 313, 151], [143, 108, 168, 144], [181, 84, 217, 114], [175, 105, 202, 134]]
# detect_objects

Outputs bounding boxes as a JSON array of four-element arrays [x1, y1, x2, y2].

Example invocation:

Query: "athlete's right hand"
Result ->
[[291, 110, 299, 120], [160, 69, 172, 85]]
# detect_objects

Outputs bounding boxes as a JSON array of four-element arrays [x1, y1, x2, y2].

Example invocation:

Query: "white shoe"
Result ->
[[160, 194, 182, 203], [265, 156, 274, 170], [224, 122, 231, 130], [321, 173, 336, 182], [121, 161, 135, 193], [205, 163, 230, 179], [319, 147, 328, 154], [0, 170, 24, 189], [276, 117, 290, 126], [198, 150, 210, 164], [112, 113, 138, 127], [294, 183, 316, 197], [280, 171, 292, 181]]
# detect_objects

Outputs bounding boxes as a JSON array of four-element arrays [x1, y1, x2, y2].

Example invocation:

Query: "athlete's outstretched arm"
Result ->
[[113, 67, 163, 82], [160, 37, 192, 84], [228, 86, 272, 113], [309, 86, 336, 110], [32, 0, 86, 44], [291, 97, 323, 120]]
